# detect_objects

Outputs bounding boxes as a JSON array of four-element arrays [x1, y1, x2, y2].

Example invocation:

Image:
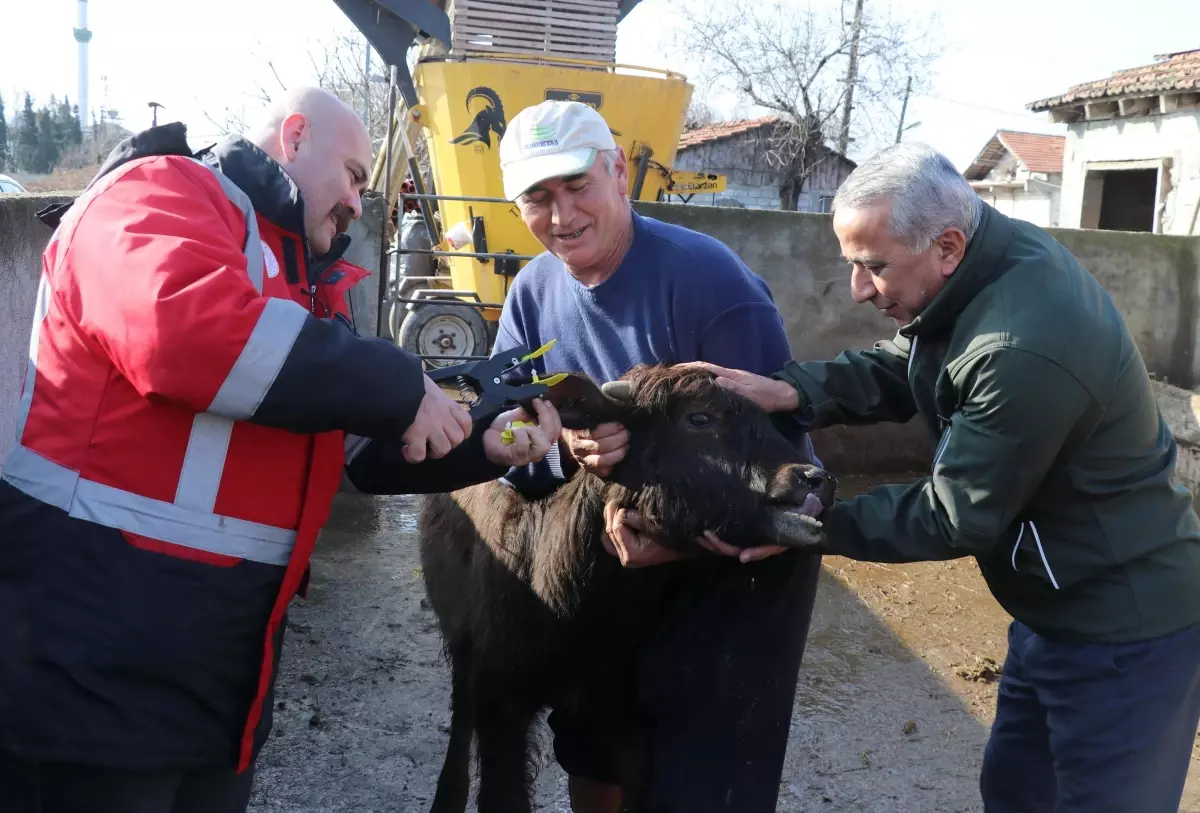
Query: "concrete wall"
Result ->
[[636, 202, 934, 470], [4, 193, 1200, 485], [0, 192, 387, 468], [340, 191, 385, 339], [1049, 228, 1200, 388], [1152, 379, 1200, 500], [1060, 110, 1200, 235], [634, 201, 1200, 474], [0, 195, 73, 469]]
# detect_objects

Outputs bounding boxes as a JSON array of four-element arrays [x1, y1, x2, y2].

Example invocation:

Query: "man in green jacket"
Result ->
[[609, 142, 1200, 812]]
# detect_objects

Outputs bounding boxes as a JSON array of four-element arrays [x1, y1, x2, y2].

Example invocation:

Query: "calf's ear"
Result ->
[[536, 372, 629, 429]]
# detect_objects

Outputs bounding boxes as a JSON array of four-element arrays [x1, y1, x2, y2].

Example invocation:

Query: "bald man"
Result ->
[[244, 87, 374, 256], [0, 88, 561, 812]]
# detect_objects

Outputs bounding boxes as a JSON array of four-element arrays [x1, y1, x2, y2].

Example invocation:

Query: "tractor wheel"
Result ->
[[397, 302, 489, 368], [388, 273, 452, 340]]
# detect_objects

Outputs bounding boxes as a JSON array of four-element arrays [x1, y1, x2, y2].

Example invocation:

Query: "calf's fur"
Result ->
[[418, 364, 834, 812]]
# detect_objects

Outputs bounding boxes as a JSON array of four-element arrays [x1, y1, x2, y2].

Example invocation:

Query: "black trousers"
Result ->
[[550, 548, 824, 812], [0, 754, 255, 813]]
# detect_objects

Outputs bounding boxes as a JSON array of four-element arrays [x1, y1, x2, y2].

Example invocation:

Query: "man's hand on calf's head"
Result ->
[[402, 374, 474, 463], [713, 493, 828, 562], [602, 502, 695, 568], [563, 422, 630, 477], [697, 510, 826, 563], [696, 533, 791, 564], [602, 498, 827, 568], [677, 362, 801, 413]]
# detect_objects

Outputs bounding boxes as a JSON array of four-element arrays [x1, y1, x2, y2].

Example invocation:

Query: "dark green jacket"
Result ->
[[776, 204, 1200, 643]]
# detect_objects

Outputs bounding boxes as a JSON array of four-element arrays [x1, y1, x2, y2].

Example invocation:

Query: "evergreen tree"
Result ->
[[16, 93, 39, 172], [34, 107, 61, 174], [49, 95, 82, 153], [0, 93, 9, 173], [66, 99, 83, 146], [45, 95, 60, 152], [52, 96, 69, 151]]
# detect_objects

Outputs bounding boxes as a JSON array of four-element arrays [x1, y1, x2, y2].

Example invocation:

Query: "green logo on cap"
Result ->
[[524, 122, 559, 149]]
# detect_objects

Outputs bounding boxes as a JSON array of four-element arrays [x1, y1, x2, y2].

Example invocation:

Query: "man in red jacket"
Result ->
[[0, 87, 559, 812]]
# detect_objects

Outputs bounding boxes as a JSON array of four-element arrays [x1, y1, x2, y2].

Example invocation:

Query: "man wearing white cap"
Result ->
[[490, 99, 824, 813]]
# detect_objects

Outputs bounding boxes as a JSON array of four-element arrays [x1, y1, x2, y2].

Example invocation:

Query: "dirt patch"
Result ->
[[247, 477, 1200, 813], [954, 657, 1002, 685]]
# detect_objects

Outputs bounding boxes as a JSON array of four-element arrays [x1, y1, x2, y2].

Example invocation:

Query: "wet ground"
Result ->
[[248, 475, 1200, 813]]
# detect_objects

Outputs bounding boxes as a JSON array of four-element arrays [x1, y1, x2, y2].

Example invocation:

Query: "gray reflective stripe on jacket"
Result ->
[[1, 159, 304, 567]]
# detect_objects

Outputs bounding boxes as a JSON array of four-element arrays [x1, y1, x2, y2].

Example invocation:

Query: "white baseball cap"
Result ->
[[499, 100, 618, 201]]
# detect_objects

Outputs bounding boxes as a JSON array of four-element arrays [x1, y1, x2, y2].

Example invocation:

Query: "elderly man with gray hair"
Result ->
[[659, 142, 1200, 812]]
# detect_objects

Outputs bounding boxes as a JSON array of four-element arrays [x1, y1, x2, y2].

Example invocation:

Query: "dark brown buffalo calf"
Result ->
[[418, 364, 835, 813]]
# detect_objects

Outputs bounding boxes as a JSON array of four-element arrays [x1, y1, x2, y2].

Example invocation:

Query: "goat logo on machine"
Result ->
[[451, 86, 507, 149]]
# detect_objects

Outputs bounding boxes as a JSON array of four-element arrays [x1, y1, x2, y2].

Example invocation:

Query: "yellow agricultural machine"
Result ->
[[333, 0, 726, 365]]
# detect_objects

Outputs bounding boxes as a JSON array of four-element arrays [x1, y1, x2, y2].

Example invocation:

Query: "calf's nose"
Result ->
[[769, 463, 838, 506]]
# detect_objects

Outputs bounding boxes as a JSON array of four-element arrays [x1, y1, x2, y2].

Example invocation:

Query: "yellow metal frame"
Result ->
[[410, 52, 694, 315]]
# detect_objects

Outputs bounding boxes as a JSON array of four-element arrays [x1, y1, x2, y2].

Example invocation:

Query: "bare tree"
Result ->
[[202, 37, 433, 168], [684, 96, 718, 131], [683, 73, 721, 131], [200, 33, 403, 148], [199, 38, 290, 137], [671, 0, 939, 210], [307, 32, 396, 147], [198, 32, 446, 245]]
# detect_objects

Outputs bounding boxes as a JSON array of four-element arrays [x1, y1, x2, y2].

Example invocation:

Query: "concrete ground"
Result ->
[[248, 476, 1200, 813]]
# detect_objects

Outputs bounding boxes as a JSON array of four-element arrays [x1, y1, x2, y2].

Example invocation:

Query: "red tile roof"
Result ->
[[1029, 48, 1200, 111], [964, 130, 1064, 180], [1001, 131, 1065, 174], [678, 116, 779, 150]]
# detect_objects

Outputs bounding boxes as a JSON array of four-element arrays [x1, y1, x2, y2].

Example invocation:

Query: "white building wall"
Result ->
[[1011, 190, 1053, 226], [1059, 109, 1200, 234], [973, 175, 1062, 227]]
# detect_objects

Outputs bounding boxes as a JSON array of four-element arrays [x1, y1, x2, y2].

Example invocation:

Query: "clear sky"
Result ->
[[2, 0, 1198, 170]]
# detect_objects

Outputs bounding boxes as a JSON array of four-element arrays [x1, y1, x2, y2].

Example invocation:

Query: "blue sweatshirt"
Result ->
[[493, 211, 816, 496]]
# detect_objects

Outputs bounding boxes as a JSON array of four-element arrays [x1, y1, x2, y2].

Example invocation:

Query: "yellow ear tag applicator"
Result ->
[[520, 339, 558, 364], [501, 339, 566, 445]]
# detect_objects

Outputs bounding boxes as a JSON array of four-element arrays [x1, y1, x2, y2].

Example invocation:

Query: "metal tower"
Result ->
[[73, 0, 91, 132]]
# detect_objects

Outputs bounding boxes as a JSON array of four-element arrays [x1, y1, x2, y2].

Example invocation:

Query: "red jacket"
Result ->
[[0, 128, 504, 771]]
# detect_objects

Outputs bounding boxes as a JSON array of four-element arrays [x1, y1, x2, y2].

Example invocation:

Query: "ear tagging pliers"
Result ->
[[425, 340, 568, 422]]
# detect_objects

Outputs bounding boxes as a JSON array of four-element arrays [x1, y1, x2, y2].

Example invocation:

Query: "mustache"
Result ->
[[331, 204, 355, 233]]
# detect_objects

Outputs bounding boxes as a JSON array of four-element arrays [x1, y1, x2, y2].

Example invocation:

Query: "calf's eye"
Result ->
[[687, 412, 712, 428]]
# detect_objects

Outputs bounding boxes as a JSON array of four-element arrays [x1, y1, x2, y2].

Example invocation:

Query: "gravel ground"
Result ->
[[248, 479, 1200, 813]]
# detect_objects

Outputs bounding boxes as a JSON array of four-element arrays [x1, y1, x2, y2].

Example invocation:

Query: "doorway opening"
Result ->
[[1080, 160, 1170, 233]]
